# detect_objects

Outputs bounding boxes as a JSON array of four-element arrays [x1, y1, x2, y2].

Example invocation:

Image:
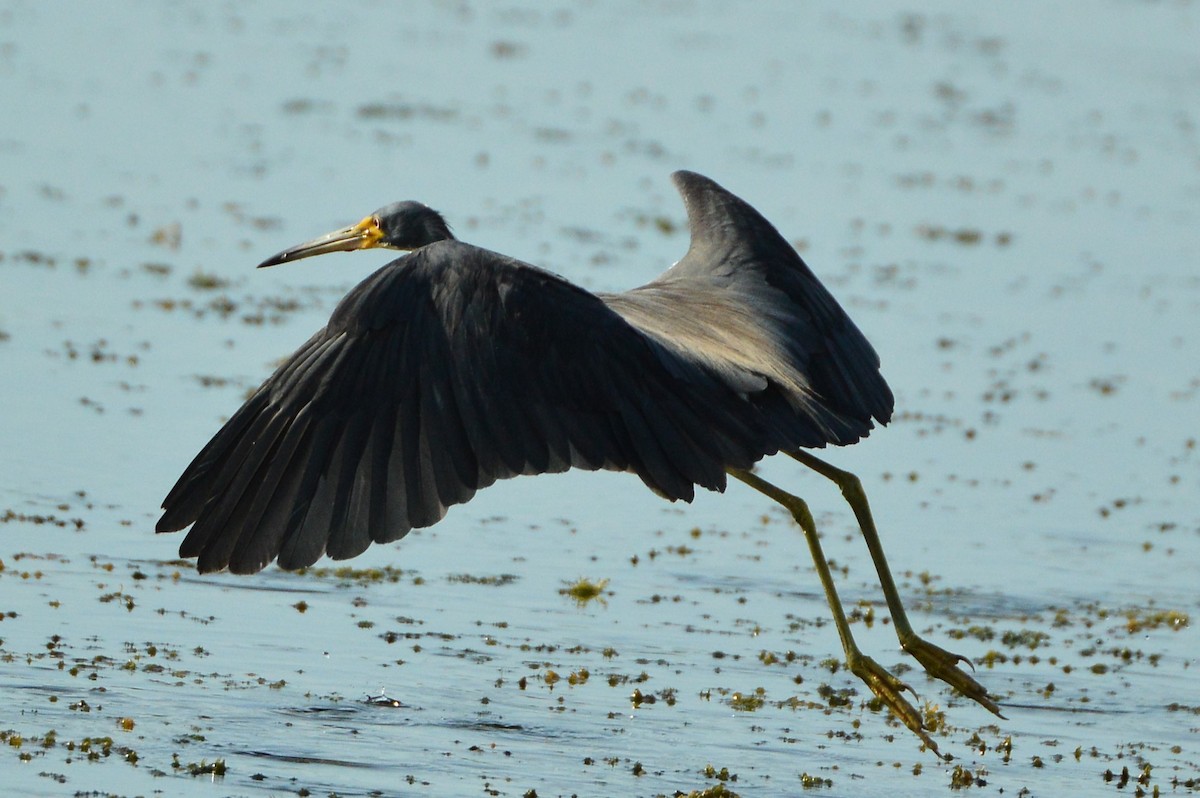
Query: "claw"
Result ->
[[902, 636, 1005, 718], [848, 652, 946, 758]]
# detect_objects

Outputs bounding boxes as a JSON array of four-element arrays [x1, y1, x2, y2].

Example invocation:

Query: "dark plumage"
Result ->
[[158, 170, 891, 573]]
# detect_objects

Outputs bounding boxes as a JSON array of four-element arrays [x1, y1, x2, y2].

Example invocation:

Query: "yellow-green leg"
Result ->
[[727, 467, 941, 754], [787, 449, 1003, 718]]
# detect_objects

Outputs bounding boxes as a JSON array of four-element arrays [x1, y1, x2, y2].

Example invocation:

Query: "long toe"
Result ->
[[848, 652, 944, 757], [903, 636, 1005, 718]]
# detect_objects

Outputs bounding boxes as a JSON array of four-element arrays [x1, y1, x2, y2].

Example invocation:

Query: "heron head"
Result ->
[[257, 201, 454, 268], [372, 201, 454, 250]]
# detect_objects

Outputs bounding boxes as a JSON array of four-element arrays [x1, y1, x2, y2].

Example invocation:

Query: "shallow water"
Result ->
[[1, 2, 1198, 796]]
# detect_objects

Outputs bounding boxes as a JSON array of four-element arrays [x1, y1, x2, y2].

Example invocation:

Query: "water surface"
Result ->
[[1, 2, 1197, 796]]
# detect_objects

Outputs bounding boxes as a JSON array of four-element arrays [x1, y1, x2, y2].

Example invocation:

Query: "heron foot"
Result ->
[[848, 651, 943, 757], [902, 636, 1004, 718]]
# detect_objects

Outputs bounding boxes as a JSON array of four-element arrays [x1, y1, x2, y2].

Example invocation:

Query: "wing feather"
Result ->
[[159, 172, 894, 573]]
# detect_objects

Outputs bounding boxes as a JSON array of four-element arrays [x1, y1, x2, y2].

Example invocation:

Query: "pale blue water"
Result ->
[[1, 2, 1197, 796]]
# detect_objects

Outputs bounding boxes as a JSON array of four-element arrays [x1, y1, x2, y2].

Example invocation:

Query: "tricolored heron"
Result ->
[[158, 171, 1000, 752]]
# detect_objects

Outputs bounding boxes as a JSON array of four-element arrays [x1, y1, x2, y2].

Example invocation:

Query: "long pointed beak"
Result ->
[[256, 215, 385, 268]]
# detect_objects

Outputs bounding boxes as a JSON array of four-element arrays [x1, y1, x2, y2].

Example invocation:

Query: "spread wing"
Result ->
[[158, 242, 774, 573], [602, 170, 893, 445], [157, 171, 893, 575]]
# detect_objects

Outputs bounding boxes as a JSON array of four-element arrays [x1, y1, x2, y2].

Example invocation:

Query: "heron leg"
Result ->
[[786, 450, 1003, 718], [727, 467, 941, 754]]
